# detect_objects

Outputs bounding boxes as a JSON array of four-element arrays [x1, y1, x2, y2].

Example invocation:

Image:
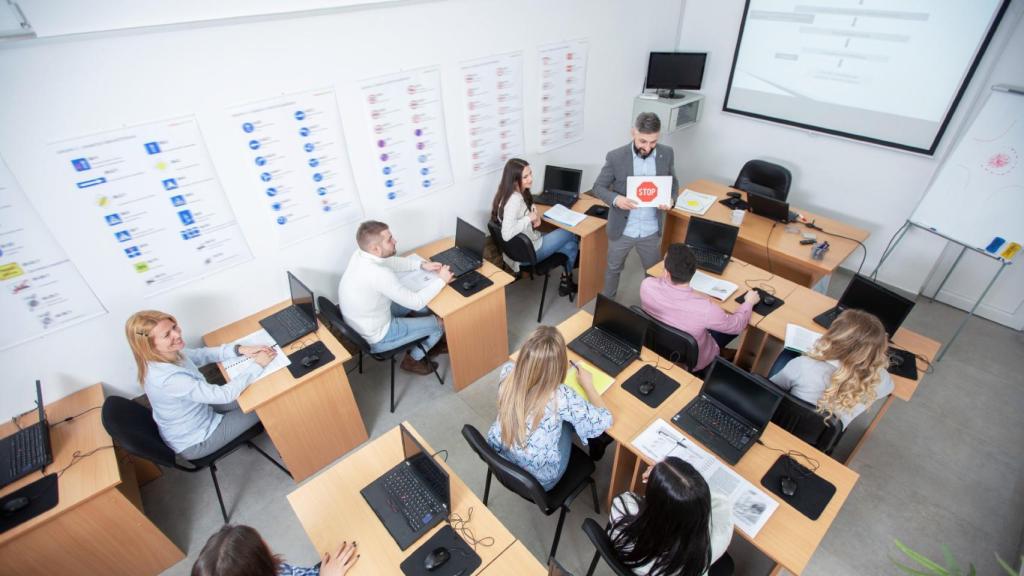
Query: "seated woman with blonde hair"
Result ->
[[771, 309, 895, 429], [487, 325, 612, 490], [126, 310, 277, 460]]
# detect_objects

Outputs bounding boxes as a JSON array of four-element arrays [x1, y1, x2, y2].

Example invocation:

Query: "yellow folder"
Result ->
[[563, 361, 615, 402]]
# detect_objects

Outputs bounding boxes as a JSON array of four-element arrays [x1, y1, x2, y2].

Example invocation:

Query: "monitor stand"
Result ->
[[659, 89, 686, 100]]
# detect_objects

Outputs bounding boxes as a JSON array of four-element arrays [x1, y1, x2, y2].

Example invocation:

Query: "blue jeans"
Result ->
[[370, 303, 444, 361], [531, 228, 579, 273]]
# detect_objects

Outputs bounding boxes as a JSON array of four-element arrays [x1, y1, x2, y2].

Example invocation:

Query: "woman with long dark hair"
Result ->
[[608, 457, 733, 576], [490, 158, 580, 296]]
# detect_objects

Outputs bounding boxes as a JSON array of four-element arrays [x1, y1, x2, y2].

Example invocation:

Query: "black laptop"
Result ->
[[259, 272, 318, 348], [568, 294, 648, 377], [430, 218, 486, 278], [813, 274, 918, 379], [533, 165, 583, 208], [747, 192, 799, 223], [685, 217, 739, 274], [672, 359, 782, 465], [361, 424, 451, 550], [1, 380, 54, 488]]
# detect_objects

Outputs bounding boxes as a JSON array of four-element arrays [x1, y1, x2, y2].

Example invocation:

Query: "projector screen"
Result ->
[[722, 0, 1010, 155]]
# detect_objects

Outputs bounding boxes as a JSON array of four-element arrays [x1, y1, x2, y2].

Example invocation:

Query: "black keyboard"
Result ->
[[690, 246, 729, 270], [279, 308, 314, 333], [534, 192, 577, 208], [432, 249, 479, 277], [579, 330, 634, 366], [383, 464, 446, 531], [688, 398, 752, 449], [10, 426, 47, 478]]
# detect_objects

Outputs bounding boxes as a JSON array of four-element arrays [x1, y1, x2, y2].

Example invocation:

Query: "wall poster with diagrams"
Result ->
[[460, 52, 525, 176], [538, 39, 588, 152]]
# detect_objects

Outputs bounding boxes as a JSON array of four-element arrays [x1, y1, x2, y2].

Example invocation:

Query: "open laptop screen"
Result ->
[[685, 217, 739, 255], [543, 165, 583, 195], [703, 359, 781, 428], [287, 272, 315, 321], [454, 218, 486, 259], [593, 294, 647, 351], [400, 425, 450, 510], [35, 380, 46, 424], [838, 275, 914, 338]]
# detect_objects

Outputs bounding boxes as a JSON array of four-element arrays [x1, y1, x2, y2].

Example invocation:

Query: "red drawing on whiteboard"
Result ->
[[636, 181, 659, 203], [982, 147, 1017, 176]]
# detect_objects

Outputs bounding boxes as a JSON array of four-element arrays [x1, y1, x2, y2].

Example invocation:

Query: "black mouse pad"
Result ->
[[450, 271, 493, 298], [584, 205, 609, 219], [622, 364, 680, 408], [718, 197, 748, 210], [1, 473, 59, 534], [286, 340, 335, 378], [760, 455, 836, 521], [400, 524, 481, 576], [735, 290, 785, 316]]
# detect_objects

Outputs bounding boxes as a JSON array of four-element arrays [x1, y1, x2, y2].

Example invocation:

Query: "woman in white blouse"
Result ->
[[490, 158, 580, 296]]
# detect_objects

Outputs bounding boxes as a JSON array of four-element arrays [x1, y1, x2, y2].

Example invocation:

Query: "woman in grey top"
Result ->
[[771, 309, 894, 429], [126, 310, 276, 460]]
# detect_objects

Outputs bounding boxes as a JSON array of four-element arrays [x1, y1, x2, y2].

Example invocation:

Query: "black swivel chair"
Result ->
[[318, 296, 442, 413], [462, 424, 599, 560], [487, 221, 570, 323], [734, 159, 792, 202], [631, 306, 700, 373], [582, 518, 735, 576], [770, 389, 845, 455], [101, 396, 291, 523]]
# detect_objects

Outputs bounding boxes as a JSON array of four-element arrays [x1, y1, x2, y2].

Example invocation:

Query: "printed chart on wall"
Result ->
[[460, 52, 525, 176], [360, 66, 454, 205], [538, 39, 588, 152], [48, 116, 252, 297], [226, 88, 363, 246], [0, 158, 106, 350]]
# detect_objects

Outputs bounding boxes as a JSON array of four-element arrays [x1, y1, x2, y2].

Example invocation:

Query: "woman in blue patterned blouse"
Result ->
[[191, 524, 358, 576], [487, 325, 613, 490]]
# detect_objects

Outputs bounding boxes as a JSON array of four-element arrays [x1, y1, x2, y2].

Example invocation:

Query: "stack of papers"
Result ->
[[674, 189, 717, 215], [563, 361, 615, 401], [397, 254, 441, 291], [543, 204, 587, 227], [221, 328, 290, 382], [632, 419, 778, 538], [690, 271, 738, 301], [784, 324, 822, 354]]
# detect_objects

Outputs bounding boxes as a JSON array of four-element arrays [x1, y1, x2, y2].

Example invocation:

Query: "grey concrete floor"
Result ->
[[147, 252, 1024, 575]]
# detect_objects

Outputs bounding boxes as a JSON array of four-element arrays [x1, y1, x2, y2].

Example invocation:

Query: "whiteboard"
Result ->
[[910, 89, 1024, 253]]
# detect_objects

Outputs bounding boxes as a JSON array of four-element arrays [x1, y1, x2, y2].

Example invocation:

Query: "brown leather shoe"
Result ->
[[427, 337, 448, 358], [400, 353, 437, 375]]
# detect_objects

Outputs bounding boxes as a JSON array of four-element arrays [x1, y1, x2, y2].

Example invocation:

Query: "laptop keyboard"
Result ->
[[579, 330, 634, 366], [383, 464, 446, 531], [818, 307, 841, 326], [432, 250, 478, 276], [279, 308, 313, 333], [10, 426, 47, 477], [688, 397, 752, 449], [690, 246, 729, 270]]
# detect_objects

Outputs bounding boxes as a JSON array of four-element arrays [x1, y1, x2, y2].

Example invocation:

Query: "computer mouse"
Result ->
[[2, 495, 29, 515], [726, 191, 742, 200], [779, 476, 798, 497], [461, 280, 476, 291], [424, 546, 451, 571], [761, 292, 776, 307], [300, 354, 320, 368], [638, 380, 656, 396]]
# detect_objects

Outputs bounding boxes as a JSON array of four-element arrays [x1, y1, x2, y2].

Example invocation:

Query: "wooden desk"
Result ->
[[205, 301, 368, 481], [288, 424, 518, 575], [479, 541, 546, 574], [663, 180, 870, 287], [417, 238, 516, 391], [534, 194, 609, 307], [0, 384, 184, 575]]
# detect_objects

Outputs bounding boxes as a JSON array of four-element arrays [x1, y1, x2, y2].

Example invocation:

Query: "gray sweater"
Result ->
[[770, 356, 894, 429]]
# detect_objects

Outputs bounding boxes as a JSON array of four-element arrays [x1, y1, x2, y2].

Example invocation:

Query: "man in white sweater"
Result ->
[[338, 220, 453, 374]]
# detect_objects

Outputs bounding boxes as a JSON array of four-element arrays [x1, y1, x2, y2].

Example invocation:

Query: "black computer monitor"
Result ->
[[685, 217, 739, 255], [454, 218, 487, 258], [593, 294, 648, 350], [838, 275, 915, 338], [703, 359, 781, 428], [287, 272, 315, 321], [645, 52, 707, 97], [543, 165, 583, 196]]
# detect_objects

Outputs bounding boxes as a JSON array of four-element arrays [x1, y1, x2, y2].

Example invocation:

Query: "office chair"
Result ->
[[101, 396, 290, 523], [487, 220, 571, 323], [582, 518, 735, 576], [462, 424, 599, 560], [318, 296, 442, 413], [765, 382, 845, 455], [734, 159, 792, 202], [631, 306, 700, 373]]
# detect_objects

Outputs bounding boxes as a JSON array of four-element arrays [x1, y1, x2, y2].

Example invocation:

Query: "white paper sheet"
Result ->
[[542, 204, 587, 227], [396, 254, 440, 292], [784, 323, 822, 354], [674, 189, 717, 215], [221, 328, 290, 382], [689, 271, 738, 301]]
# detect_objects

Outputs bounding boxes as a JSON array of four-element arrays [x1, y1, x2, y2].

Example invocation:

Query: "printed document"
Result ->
[[222, 328, 290, 381], [690, 271, 738, 301]]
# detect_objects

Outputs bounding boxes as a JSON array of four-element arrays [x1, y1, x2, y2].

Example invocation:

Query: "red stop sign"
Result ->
[[636, 181, 659, 203]]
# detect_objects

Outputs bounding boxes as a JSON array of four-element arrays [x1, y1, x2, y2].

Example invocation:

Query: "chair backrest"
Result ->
[[631, 306, 699, 372], [734, 160, 791, 202], [101, 396, 177, 468], [317, 295, 372, 353], [487, 220, 538, 267], [769, 390, 844, 454], [581, 518, 634, 576], [486, 220, 508, 256], [461, 424, 552, 511]]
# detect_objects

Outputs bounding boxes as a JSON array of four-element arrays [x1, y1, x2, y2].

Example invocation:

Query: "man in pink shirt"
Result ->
[[640, 243, 759, 373]]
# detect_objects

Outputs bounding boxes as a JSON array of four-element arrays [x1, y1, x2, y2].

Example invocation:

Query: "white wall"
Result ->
[[0, 0, 683, 418], [670, 0, 1024, 296]]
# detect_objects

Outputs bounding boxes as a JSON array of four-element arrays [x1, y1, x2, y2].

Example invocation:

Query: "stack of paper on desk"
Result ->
[[543, 204, 587, 227], [674, 189, 716, 215], [397, 254, 441, 291], [221, 328, 290, 382], [690, 271, 738, 301]]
